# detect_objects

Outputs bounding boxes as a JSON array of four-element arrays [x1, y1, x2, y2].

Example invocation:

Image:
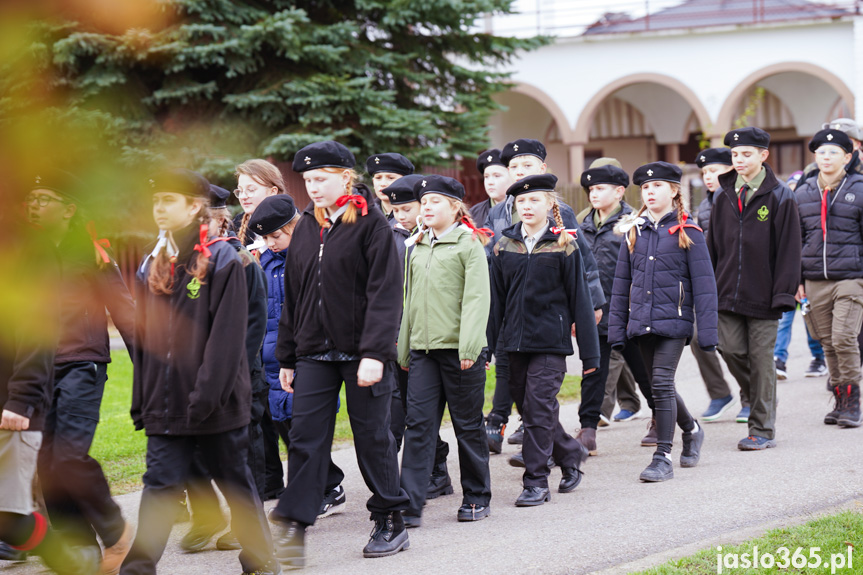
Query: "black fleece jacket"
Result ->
[[707, 164, 802, 320], [131, 224, 251, 436], [275, 202, 402, 369]]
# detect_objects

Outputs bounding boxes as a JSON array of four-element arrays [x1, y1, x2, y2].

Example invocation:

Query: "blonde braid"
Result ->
[[674, 195, 694, 250], [551, 199, 571, 247], [237, 212, 251, 245], [628, 205, 648, 253]]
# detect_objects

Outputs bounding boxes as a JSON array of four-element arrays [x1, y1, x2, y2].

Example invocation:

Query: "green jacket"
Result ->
[[398, 226, 490, 366]]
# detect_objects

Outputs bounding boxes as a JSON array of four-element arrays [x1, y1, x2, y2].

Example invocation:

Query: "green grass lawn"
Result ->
[[93, 353, 582, 494], [635, 508, 863, 575]]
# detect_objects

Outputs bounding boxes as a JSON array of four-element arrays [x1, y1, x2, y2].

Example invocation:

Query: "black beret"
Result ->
[[476, 149, 505, 174], [506, 174, 558, 197], [248, 195, 299, 236], [500, 139, 547, 166], [808, 128, 853, 154], [724, 127, 770, 149], [149, 169, 209, 198], [695, 148, 732, 168], [30, 168, 85, 204], [365, 153, 414, 176], [386, 174, 424, 205], [632, 162, 682, 186], [416, 174, 465, 201], [580, 165, 629, 189], [208, 184, 231, 209], [292, 141, 356, 172]]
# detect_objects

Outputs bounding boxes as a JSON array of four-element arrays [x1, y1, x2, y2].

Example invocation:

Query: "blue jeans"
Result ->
[[774, 308, 824, 363]]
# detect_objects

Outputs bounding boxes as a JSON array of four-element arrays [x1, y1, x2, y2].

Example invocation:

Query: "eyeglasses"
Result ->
[[815, 148, 844, 157], [25, 193, 66, 207], [233, 187, 258, 198]]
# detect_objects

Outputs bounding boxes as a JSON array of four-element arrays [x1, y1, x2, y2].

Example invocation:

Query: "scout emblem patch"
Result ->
[[757, 205, 769, 222], [187, 277, 202, 299], [845, 193, 855, 203]]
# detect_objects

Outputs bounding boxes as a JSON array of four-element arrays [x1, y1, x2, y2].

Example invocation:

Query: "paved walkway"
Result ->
[[4, 314, 862, 574]]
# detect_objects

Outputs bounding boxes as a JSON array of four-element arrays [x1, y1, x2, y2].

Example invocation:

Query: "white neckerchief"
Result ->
[[140, 229, 179, 273]]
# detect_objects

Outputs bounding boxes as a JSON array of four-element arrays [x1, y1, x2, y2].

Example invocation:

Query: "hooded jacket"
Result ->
[[490, 219, 599, 368], [259, 247, 292, 422], [608, 211, 718, 349], [706, 164, 802, 319], [131, 224, 251, 436]]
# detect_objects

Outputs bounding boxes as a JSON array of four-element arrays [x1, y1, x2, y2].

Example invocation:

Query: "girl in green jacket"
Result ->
[[398, 174, 493, 526]]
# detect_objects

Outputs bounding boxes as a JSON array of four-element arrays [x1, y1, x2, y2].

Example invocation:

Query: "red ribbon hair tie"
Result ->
[[193, 224, 230, 258], [551, 227, 578, 239], [668, 213, 703, 235], [336, 194, 368, 216], [86, 221, 112, 264], [461, 216, 493, 239]]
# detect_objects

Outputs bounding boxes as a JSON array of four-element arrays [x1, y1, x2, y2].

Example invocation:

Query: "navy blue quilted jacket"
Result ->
[[797, 171, 863, 281], [260, 248, 291, 422], [608, 211, 718, 349]]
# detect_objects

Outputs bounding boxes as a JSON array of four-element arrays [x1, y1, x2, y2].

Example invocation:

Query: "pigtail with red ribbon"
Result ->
[[86, 221, 112, 265], [550, 226, 578, 239], [335, 193, 368, 216], [461, 215, 493, 243]]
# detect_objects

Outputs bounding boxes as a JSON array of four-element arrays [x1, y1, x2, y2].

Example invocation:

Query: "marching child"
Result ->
[[271, 141, 410, 567], [577, 164, 655, 441], [366, 152, 415, 223], [706, 127, 802, 451], [609, 162, 717, 482], [796, 128, 863, 427], [693, 149, 739, 422], [233, 159, 285, 247], [398, 174, 492, 526], [122, 169, 276, 575], [489, 173, 597, 506]]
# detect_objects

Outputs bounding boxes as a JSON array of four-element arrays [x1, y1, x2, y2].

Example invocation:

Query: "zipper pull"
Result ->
[[318, 243, 324, 260]]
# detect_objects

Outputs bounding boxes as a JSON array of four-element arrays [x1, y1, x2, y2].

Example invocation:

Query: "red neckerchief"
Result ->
[[462, 216, 493, 240], [668, 213, 703, 235], [737, 184, 748, 214], [550, 227, 578, 239], [86, 221, 112, 264], [335, 194, 369, 216]]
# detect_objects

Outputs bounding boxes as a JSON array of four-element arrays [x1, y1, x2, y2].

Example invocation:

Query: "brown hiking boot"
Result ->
[[101, 522, 133, 575], [641, 418, 657, 447], [575, 427, 597, 456]]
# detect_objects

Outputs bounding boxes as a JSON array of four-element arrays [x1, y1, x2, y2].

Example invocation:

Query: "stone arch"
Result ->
[[572, 73, 712, 144], [715, 62, 855, 136], [507, 82, 577, 144]]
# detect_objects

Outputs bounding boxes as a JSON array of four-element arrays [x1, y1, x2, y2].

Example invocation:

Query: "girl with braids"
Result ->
[[233, 159, 286, 247], [271, 141, 410, 568], [397, 174, 493, 526], [608, 161, 718, 483], [488, 174, 598, 507], [122, 169, 277, 575]]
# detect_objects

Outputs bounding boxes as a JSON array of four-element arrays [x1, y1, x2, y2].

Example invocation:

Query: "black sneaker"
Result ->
[[774, 357, 787, 380], [0, 542, 27, 562], [180, 520, 228, 552], [362, 512, 409, 558], [639, 454, 674, 482], [271, 519, 305, 570], [457, 503, 490, 522], [507, 422, 524, 445], [318, 485, 346, 518], [242, 561, 282, 575], [485, 414, 506, 454], [806, 357, 828, 377], [680, 421, 704, 468]]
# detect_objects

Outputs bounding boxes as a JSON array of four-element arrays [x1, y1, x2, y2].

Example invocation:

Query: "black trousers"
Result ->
[[635, 336, 695, 455], [401, 350, 491, 516], [509, 353, 582, 488], [598, 336, 654, 412], [273, 359, 408, 526], [120, 429, 273, 575], [273, 418, 346, 492], [391, 362, 451, 465], [38, 361, 125, 548], [489, 349, 519, 421], [261, 408, 285, 495]]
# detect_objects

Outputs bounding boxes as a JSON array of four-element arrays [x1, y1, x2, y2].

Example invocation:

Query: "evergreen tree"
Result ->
[[4, 1, 546, 182]]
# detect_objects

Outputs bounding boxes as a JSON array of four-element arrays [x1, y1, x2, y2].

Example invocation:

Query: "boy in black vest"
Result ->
[[706, 127, 802, 450]]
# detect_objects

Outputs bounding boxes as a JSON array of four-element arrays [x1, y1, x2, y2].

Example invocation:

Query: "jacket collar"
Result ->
[[583, 201, 632, 233], [502, 217, 559, 243], [718, 162, 782, 201], [417, 225, 468, 246]]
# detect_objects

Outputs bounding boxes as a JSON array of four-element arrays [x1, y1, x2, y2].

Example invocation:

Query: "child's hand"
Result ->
[[795, 284, 806, 303], [0, 409, 30, 431], [358, 358, 384, 387], [584, 368, 597, 375], [571, 323, 577, 337], [280, 368, 295, 393], [460, 359, 475, 370], [594, 309, 603, 325], [485, 362, 491, 370]]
